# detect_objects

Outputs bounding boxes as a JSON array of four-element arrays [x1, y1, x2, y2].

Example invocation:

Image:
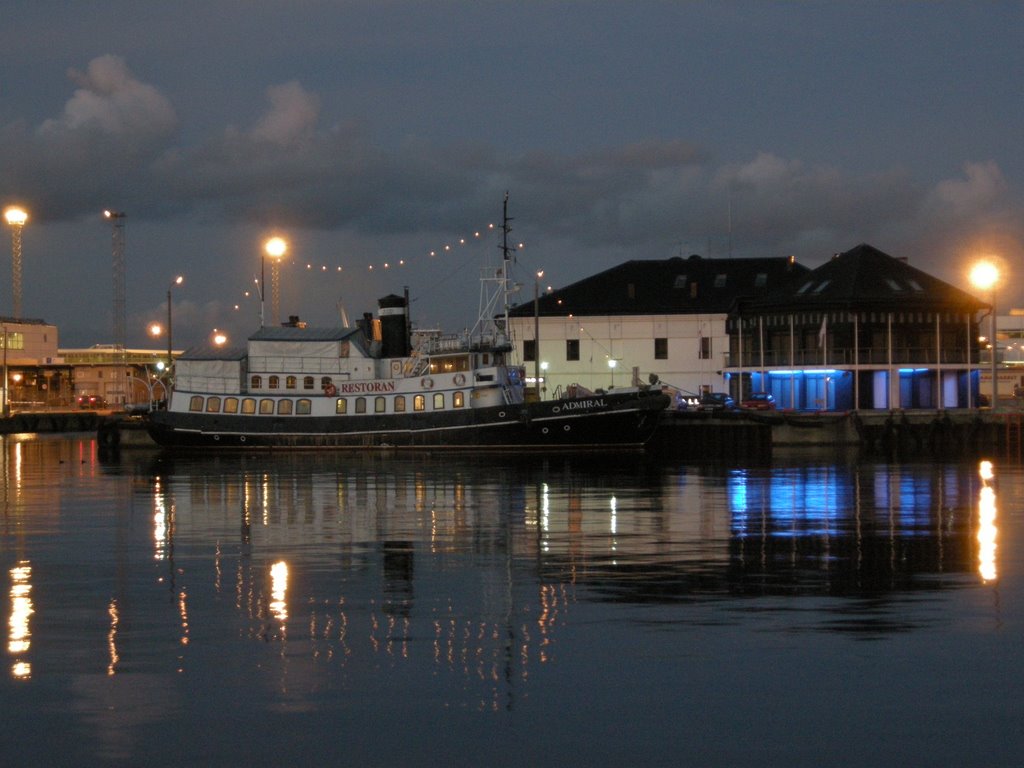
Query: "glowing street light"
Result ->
[[264, 236, 288, 326], [211, 329, 228, 347], [970, 260, 1001, 409], [608, 358, 618, 388], [4, 206, 28, 318], [166, 275, 184, 375]]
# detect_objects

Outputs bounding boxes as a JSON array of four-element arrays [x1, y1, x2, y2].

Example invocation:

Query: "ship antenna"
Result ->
[[500, 191, 516, 333]]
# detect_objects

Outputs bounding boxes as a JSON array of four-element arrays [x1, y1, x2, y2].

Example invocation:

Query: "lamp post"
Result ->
[[4, 206, 28, 319], [608, 358, 617, 388], [167, 275, 184, 375], [534, 269, 544, 399], [264, 237, 287, 326], [970, 260, 1000, 409]]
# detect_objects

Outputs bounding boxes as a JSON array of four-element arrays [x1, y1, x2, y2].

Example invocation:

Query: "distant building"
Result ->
[[726, 244, 988, 409], [507, 255, 809, 400], [0, 316, 69, 409], [60, 345, 175, 407]]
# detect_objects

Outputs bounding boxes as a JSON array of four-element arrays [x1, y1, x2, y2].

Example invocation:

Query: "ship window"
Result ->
[[241, 398, 256, 414], [206, 396, 221, 413], [414, 395, 425, 411], [189, 395, 203, 412], [269, 376, 280, 389], [481, 353, 490, 365], [303, 376, 315, 390], [375, 396, 386, 413], [259, 399, 275, 414], [336, 398, 347, 414], [394, 395, 406, 412], [251, 375, 262, 389], [433, 393, 444, 409], [224, 397, 239, 414], [296, 399, 311, 415], [277, 400, 293, 415], [321, 376, 333, 389], [286, 376, 297, 389], [453, 391, 464, 408], [355, 397, 366, 414]]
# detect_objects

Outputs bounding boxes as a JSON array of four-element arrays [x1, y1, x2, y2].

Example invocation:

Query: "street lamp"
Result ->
[[534, 269, 544, 399], [264, 236, 287, 326], [608, 358, 618, 388], [167, 275, 184, 375], [970, 260, 1000, 409], [4, 206, 28, 318], [211, 329, 228, 347]]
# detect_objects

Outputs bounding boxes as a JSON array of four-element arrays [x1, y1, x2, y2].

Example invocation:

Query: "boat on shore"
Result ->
[[145, 200, 669, 451]]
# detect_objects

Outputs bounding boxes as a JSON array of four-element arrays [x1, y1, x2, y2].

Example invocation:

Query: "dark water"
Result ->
[[1, 435, 1020, 767]]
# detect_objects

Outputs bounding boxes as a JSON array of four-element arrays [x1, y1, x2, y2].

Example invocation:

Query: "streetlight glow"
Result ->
[[263, 236, 288, 326], [4, 206, 28, 319], [970, 258, 1001, 410], [4, 207, 27, 226]]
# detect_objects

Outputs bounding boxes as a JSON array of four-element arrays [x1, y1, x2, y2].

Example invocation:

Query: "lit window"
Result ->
[[206, 396, 221, 413], [224, 398, 239, 414], [414, 395, 425, 411], [189, 396, 203, 412], [336, 398, 347, 414], [269, 376, 280, 389], [433, 393, 445, 409], [296, 399, 311, 415], [251, 375, 262, 389], [454, 391, 464, 408], [259, 399, 274, 414], [394, 396, 406, 412], [241, 398, 256, 414], [286, 376, 297, 389]]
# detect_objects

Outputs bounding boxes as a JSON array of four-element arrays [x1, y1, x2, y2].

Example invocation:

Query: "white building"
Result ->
[[506, 255, 809, 401]]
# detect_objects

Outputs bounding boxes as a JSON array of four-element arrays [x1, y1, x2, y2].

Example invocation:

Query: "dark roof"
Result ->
[[743, 243, 988, 312], [249, 326, 362, 342], [179, 346, 248, 361], [508, 255, 810, 317]]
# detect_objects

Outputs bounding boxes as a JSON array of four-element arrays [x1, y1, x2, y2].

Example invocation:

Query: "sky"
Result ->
[[1, 1, 1022, 349]]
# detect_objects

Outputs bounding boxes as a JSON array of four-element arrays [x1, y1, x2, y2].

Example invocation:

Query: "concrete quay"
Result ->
[[650, 408, 1019, 460]]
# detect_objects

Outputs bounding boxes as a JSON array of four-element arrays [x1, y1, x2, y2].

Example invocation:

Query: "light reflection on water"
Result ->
[[0, 435, 1019, 767]]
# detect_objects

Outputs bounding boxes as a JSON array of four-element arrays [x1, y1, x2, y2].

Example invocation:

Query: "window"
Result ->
[[296, 399, 311, 415], [375, 396, 386, 413], [699, 336, 712, 360], [321, 376, 333, 389], [414, 395, 425, 411], [453, 391, 464, 408], [627, 283, 636, 299], [394, 395, 406, 412], [259, 399, 275, 414], [566, 339, 580, 361], [754, 273, 767, 288], [433, 393, 445, 409], [654, 338, 668, 360], [690, 282, 698, 298], [286, 376, 297, 389], [673, 274, 687, 289], [241, 398, 256, 414], [251, 375, 262, 389], [714, 273, 727, 288], [355, 397, 366, 414], [303, 376, 315, 390], [523, 339, 536, 362], [206, 396, 221, 413], [189, 395, 203, 412], [336, 398, 347, 414], [269, 376, 280, 389], [224, 397, 239, 414], [277, 400, 293, 415]]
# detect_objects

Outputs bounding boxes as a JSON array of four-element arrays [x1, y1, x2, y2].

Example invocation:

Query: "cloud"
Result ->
[[247, 81, 320, 146], [39, 54, 177, 144]]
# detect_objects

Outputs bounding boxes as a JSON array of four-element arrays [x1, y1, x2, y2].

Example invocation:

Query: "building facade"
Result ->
[[725, 244, 987, 410], [507, 255, 809, 400]]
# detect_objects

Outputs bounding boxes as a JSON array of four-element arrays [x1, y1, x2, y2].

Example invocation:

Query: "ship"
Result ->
[[144, 198, 670, 451]]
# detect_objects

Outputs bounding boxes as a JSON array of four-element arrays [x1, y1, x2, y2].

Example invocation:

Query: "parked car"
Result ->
[[77, 395, 108, 409], [740, 392, 776, 410], [697, 392, 735, 411]]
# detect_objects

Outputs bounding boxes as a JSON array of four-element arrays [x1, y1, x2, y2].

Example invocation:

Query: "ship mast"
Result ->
[[500, 191, 516, 334]]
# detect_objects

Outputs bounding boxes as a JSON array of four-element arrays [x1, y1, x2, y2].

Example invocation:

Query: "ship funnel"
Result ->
[[378, 294, 410, 358]]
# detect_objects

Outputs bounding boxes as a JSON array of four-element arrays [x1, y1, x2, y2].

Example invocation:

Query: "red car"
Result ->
[[741, 392, 776, 410]]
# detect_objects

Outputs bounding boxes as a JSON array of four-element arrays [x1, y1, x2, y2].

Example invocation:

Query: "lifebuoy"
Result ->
[[421, 377, 434, 389], [453, 373, 466, 386], [324, 384, 337, 397]]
